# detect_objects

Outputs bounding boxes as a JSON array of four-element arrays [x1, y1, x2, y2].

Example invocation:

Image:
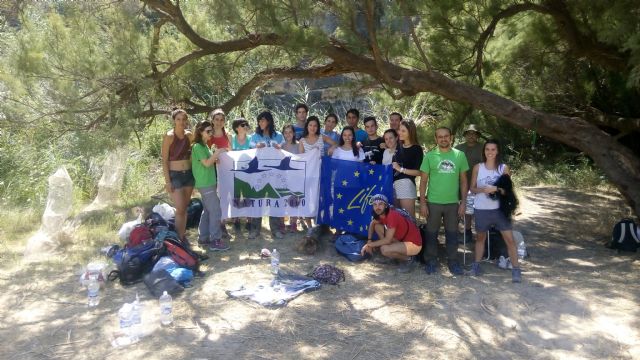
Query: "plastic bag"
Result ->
[[153, 203, 176, 221]]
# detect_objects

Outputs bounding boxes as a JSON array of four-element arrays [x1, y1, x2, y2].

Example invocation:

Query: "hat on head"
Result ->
[[371, 194, 389, 205], [463, 124, 481, 135]]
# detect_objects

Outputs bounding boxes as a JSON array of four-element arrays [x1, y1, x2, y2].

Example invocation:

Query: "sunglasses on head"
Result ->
[[205, 129, 214, 134]]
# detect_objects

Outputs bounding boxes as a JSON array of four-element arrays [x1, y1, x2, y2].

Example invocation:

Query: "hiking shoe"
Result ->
[[470, 262, 481, 276], [397, 256, 417, 273], [273, 230, 284, 239], [424, 261, 438, 275], [209, 239, 230, 252], [448, 262, 464, 276], [512, 267, 522, 283]]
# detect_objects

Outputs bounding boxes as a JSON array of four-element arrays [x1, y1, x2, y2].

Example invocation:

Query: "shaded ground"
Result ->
[[1, 186, 639, 359]]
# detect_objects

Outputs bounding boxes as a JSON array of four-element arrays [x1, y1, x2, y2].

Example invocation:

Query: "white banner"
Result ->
[[218, 147, 321, 219]]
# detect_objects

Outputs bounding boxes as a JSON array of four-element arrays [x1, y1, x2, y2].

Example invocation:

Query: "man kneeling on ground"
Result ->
[[361, 194, 422, 273]]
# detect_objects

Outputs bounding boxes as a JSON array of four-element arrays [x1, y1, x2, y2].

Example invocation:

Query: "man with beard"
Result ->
[[419, 127, 469, 275], [362, 194, 422, 273]]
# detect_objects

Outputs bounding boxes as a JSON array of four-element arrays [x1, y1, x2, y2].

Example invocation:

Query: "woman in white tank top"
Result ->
[[469, 139, 522, 283]]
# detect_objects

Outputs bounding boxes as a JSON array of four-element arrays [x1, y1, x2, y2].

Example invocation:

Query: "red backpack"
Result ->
[[163, 237, 199, 270], [128, 224, 153, 248]]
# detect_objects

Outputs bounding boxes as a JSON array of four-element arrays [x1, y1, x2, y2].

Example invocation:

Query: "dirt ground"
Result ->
[[1, 186, 639, 360]]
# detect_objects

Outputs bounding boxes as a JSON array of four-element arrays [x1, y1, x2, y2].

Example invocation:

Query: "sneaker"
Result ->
[[497, 256, 508, 269], [397, 256, 417, 273], [512, 267, 522, 283], [448, 262, 464, 276], [273, 231, 284, 239], [209, 239, 230, 252], [470, 262, 481, 276], [424, 261, 438, 275]]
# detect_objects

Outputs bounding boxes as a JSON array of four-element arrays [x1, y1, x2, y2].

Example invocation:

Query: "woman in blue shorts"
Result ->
[[469, 139, 521, 282]]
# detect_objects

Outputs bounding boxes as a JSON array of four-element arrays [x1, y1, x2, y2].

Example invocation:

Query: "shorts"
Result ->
[[393, 178, 416, 199], [474, 209, 512, 232], [169, 170, 195, 189]]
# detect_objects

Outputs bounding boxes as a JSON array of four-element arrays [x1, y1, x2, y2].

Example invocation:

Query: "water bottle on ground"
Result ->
[[131, 294, 142, 339], [87, 277, 100, 307], [270, 248, 280, 275], [118, 303, 134, 338], [517, 239, 527, 259], [159, 291, 173, 326]]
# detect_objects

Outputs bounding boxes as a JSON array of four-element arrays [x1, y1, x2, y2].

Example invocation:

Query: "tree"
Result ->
[[1, 0, 639, 217]]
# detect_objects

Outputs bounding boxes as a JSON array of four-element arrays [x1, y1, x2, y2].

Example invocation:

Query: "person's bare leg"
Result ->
[[172, 186, 193, 240], [474, 231, 487, 262], [501, 230, 519, 268]]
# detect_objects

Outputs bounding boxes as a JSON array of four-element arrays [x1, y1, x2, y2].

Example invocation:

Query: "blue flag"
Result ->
[[317, 157, 394, 236]]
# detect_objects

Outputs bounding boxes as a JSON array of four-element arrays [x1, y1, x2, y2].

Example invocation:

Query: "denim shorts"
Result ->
[[475, 209, 512, 232], [169, 170, 195, 189]]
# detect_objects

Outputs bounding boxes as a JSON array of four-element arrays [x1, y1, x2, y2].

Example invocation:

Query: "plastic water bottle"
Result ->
[[87, 278, 100, 307], [159, 291, 173, 326], [270, 248, 280, 275], [131, 294, 142, 339], [517, 239, 527, 259], [118, 303, 134, 338], [465, 191, 475, 215]]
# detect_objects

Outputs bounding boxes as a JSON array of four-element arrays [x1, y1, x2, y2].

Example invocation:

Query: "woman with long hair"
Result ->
[[469, 139, 521, 282], [329, 126, 364, 161], [391, 120, 423, 218], [192, 120, 228, 251], [207, 108, 231, 150], [382, 129, 398, 165], [248, 111, 285, 239], [161, 108, 194, 243]]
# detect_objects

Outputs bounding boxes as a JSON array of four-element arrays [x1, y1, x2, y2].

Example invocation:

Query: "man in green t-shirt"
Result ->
[[419, 127, 469, 275], [455, 124, 483, 240]]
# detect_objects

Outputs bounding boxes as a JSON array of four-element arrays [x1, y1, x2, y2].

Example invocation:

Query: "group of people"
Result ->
[[160, 104, 522, 283]]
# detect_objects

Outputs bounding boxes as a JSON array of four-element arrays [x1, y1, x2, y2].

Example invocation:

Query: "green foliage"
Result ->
[[512, 155, 610, 191]]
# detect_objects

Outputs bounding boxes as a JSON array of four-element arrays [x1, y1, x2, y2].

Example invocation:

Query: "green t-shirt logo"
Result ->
[[438, 159, 455, 173]]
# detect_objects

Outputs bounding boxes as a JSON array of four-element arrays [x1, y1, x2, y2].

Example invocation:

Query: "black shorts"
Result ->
[[169, 170, 195, 189]]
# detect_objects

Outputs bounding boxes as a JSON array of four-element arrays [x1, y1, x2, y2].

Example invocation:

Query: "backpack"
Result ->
[[108, 240, 163, 286], [145, 212, 175, 237], [608, 219, 640, 252], [186, 198, 203, 229], [128, 224, 153, 248], [162, 237, 199, 270], [335, 234, 370, 262]]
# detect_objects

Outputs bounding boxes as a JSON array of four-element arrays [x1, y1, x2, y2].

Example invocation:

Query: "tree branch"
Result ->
[[142, 0, 284, 52], [473, 0, 629, 85]]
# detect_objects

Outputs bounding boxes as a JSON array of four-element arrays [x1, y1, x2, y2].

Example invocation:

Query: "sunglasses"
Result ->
[[238, 123, 249, 128]]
